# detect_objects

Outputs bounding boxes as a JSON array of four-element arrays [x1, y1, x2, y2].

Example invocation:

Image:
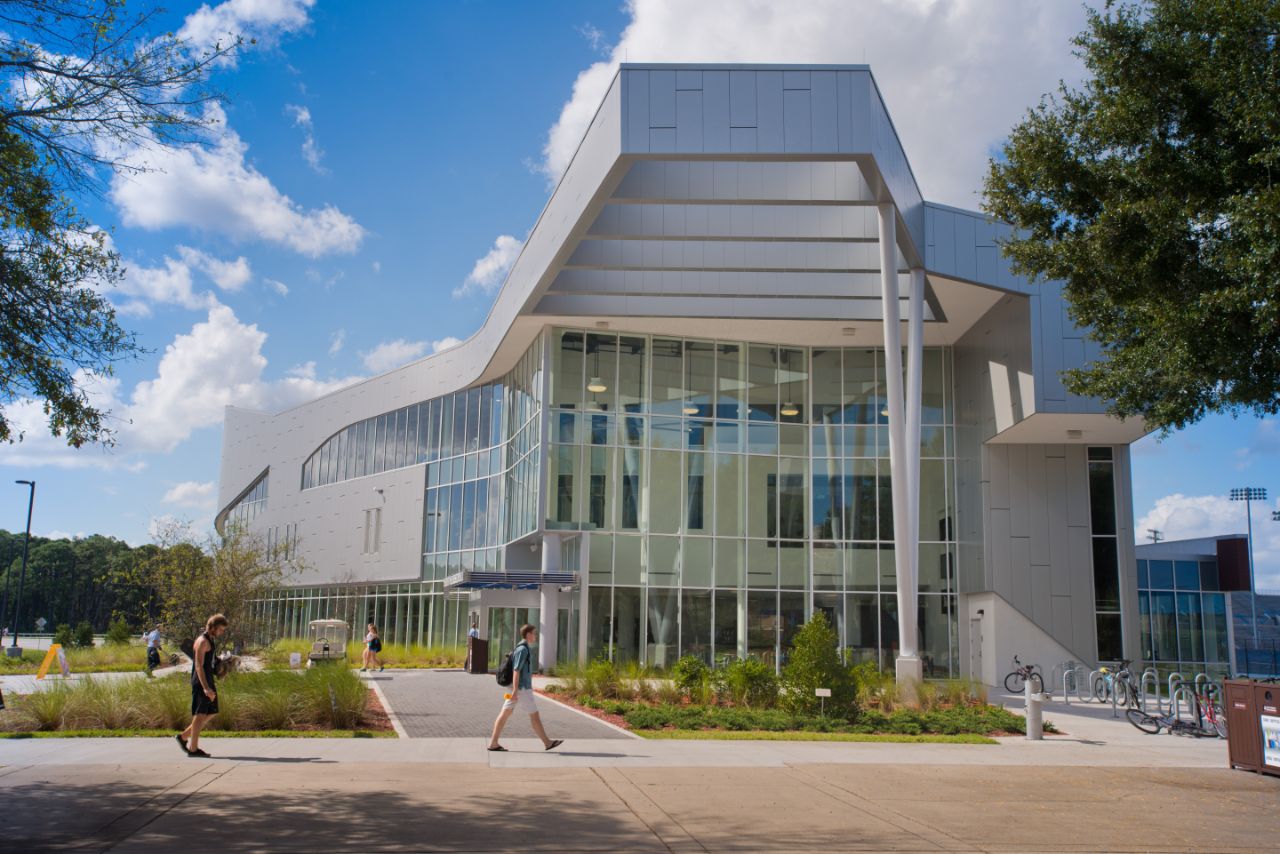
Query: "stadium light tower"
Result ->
[[1230, 487, 1267, 643]]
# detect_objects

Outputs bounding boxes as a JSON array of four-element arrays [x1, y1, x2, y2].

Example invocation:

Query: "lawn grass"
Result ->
[[0, 729, 394, 739], [0, 645, 148, 674], [634, 729, 997, 744], [260, 639, 464, 670]]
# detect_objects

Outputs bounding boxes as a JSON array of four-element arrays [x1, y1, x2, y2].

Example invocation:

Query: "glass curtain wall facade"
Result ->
[[548, 328, 959, 674], [258, 582, 471, 649], [1137, 557, 1230, 679], [225, 472, 268, 529]]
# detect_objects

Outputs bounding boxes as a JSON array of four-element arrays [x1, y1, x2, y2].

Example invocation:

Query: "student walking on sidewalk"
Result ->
[[487, 624, 563, 753], [177, 614, 228, 758]]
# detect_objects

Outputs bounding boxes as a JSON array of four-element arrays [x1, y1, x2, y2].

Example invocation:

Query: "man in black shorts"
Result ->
[[177, 613, 228, 758]]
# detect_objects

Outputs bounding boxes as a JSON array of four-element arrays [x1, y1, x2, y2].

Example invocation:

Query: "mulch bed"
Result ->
[[361, 687, 395, 733], [536, 690, 630, 730]]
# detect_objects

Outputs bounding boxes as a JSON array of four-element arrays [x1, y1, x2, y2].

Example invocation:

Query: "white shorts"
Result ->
[[502, 689, 539, 715]]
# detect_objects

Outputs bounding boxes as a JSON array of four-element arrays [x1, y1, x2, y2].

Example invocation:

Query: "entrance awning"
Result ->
[[443, 570, 578, 591]]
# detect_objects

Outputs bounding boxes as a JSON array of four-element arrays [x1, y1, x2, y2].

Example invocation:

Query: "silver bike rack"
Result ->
[[1171, 684, 1196, 722], [1056, 660, 1087, 704], [1167, 671, 1184, 714], [1087, 668, 1104, 702], [1139, 668, 1160, 713]]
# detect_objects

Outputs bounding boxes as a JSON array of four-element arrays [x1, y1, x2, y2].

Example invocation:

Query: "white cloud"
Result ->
[[360, 339, 428, 373], [163, 480, 217, 508], [577, 22, 609, 54], [111, 104, 364, 257], [538, 0, 1089, 208], [1138, 493, 1280, 590], [43, 530, 87, 541], [328, 328, 345, 356], [432, 337, 462, 353], [113, 246, 252, 316], [266, 278, 289, 296], [179, 0, 316, 64], [285, 103, 326, 173], [177, 246, 252, 292], [453, 234, 523, 298], [0, 303, 364, 470]]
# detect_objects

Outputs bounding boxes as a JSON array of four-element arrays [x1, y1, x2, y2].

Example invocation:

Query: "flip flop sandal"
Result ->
[[545, 739, 564, 751], [486, 745, 507, 752]]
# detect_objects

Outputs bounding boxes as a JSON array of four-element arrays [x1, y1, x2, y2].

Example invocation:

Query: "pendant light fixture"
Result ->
[[682, 401, 699, 415], [586, 336, 607, 394]]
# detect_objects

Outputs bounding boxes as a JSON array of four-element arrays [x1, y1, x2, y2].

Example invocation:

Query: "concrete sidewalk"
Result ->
[[0, 760, 1275, 852]]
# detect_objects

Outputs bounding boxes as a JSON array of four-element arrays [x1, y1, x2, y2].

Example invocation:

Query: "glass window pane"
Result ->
[[1137, 559, 1149, 589], [588, 533, 612, 584], [650, 450, 681, 534], [811, 348, 842, 425], [921, 348, 945, 424], [613, 586, 642, 664], [746, 422, 778, 454], [920, 458, 950, 542], [646, 588, 679, 668], [1097, 612, 1123, 662], [1202, 593, 1228, 662], [747, 538, 777, 589], [1177, 592, 1203, 661], [845, 593, 878, 663], [1174, 561, 1199, 590], [1092, 537, 1120, 612], [747, 345, 777, 421], [647, 536, 679, 588], [618, 446, 642, 530], [846, 543, 877, 591], [778, 348, 806, 424], [778, 591, 806, 665], [812, 458, 839, 540], [1087, 462, 1117, 535], [650, 338, 684, 417], [553, 330, 584, 410], [716, 343, 744, 420], [1199, 561, 1219, 591], [684, 340, 715, 418], [1150, 592, 1176, 661], [715, 538, 745, 588], [748, 455, 778, 539], [649, 417, 683, 450], [714, 453, 743, 537], [683, 537, 712, 587], [842, 349, 876, 425], [681, 589, 712, 664], [714, 589, 740, 660], [615, 535, 642, 585], [845, 459, 878, 541], [589, 447, 613, 530], [684, 452, 709, 532], [1148, 560, 1174, 589], [618, 335, 647, 414], [747, 590, 777, 665]]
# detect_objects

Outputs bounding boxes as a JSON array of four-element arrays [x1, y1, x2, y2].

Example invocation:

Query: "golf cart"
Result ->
[[307, 619, 350, 665]]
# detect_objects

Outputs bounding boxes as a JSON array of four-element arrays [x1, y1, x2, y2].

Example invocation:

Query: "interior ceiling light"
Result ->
[[682, 401, 699, 415], [780, 401, 800, 417], [880, 405, 890, 417], [587, 376, 607, 393]]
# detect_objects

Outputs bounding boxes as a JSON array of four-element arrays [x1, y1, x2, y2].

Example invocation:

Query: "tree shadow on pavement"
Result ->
[[0, 769, 667, 853]]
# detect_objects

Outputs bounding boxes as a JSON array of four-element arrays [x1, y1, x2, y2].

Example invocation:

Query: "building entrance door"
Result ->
[[486, 606, 540, 671]]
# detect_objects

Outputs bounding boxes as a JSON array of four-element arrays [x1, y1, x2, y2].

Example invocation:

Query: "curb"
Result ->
[[364, 676, 409, 739], [535, 691, 644, 740]]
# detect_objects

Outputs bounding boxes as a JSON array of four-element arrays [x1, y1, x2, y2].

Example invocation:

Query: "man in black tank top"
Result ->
[[178, 613, 229, 758]]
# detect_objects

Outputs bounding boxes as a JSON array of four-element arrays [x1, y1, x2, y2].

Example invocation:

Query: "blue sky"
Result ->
[[0, 1, 1276, 586]]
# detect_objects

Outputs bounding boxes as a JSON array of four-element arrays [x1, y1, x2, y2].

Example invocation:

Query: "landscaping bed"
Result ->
[[542, 613, 1054, 740], [0, 667, 389, 735], [0, 645, 148, 675], [261, 639, 464, 670]]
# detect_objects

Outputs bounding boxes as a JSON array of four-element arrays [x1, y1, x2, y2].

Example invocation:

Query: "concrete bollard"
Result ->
[[1025, 681, 1045, 740]]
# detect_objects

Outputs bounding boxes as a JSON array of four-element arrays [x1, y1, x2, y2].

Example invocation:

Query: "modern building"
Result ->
[[217, 63, 1149, 686], [1136, 535, 1280, 678]]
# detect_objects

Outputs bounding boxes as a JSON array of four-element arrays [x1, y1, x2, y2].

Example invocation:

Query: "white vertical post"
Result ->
[[904, 266, 925, 656], [578, 533, 590, 665], [539, 532, 560, 670], [877, 203, 921, 685]]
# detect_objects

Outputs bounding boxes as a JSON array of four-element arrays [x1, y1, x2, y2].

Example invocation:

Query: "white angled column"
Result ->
[[539, 531, 561, 671], [578, 532, 590, 665], [903, 266, 925, 674], [877, 203, 922, 686]]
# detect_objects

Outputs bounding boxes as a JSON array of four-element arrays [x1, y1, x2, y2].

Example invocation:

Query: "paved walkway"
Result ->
[[373, 670, 629, 740]]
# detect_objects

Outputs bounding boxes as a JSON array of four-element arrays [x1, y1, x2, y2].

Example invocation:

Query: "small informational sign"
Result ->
[[35, 617, 46, 631], [1262, 715, 1280, 768], [815, 688, 832, 698], [289, 652, 302, 669], [36, 643, 70, 680]]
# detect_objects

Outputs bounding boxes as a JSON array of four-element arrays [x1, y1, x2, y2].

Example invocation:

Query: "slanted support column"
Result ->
[[539, 532, 561, 671], [877, 203, 922, 686], [904, 265, 926, 661], [577, 533, 590, 665]]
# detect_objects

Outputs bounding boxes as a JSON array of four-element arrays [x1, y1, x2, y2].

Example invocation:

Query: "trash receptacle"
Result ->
[[466, 637, 489, 675], [1255, 683, 1280, 779], [1225, 679, 1261, 773]]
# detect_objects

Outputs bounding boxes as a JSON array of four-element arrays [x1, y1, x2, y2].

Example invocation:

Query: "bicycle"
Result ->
[[1196, 683, 1228, 738], [1092, 659, 1138, 707], [1126, 683, 1224, 738], [1003, 655, 1045, 694]]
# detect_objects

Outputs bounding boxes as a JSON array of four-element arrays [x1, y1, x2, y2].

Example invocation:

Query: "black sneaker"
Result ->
[[175, 734, 190, 754], [188, 748, 211, 758]]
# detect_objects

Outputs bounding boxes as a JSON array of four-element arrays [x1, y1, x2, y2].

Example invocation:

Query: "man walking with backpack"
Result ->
[[487, 623, 563, 753]]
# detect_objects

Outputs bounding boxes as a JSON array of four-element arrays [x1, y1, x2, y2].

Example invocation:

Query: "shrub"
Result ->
[[671, 655, 708, 696], [105, 619, 133, 646], [582, 658, 621, 700], [74, 621, 95, 648], [717, 656, 777, 708], [53, 624, 75, 648], [23, 684, 71, 731], [780, 613, 854, 717]]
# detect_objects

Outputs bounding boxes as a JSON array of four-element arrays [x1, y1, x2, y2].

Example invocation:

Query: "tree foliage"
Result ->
[[145, 520, 296, 651], [0, 0, 236, 446], [984, 0, 1280, 431], [780, 612, 855, 716]]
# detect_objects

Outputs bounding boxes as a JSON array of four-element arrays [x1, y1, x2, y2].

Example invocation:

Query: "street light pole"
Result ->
[[0, 538, 11, 641], [10, 480, 34, 652], [1230, 487, 1267, 646]]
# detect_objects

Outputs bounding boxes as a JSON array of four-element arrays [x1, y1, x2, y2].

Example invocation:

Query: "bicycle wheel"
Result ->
[[1028, 672, 1045, 694], [1213, 716, 1228, 739], [1112, 680, 1131, 707], [1092, 676, 1108, 702], [1005, 672, 1025, 693], [1126, 708, 1162, 734]]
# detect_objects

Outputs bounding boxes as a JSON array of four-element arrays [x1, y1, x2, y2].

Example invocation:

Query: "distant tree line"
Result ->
[[0, 524, 294, 648]]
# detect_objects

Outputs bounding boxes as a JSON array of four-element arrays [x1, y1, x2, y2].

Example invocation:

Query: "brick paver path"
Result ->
[[372, 670, 627, 739]]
